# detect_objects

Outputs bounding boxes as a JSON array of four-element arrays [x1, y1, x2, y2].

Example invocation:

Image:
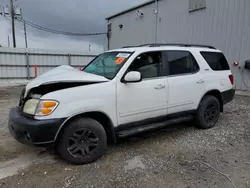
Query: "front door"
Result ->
[[117, 51, 168, 125]]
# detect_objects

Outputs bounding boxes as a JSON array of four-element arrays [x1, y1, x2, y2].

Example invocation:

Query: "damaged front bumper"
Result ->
[[8, 107, 66, 147]]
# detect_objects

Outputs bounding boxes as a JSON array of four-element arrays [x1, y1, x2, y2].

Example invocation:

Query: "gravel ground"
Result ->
[[0, 86, 250, 188]]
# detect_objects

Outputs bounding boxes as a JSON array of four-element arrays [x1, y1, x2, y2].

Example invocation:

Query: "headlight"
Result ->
[[23, 99, 59, 116], [23, 99, 40, 115]]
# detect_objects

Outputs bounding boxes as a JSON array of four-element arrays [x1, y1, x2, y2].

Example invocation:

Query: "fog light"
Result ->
[[24, 132, 31, 140]]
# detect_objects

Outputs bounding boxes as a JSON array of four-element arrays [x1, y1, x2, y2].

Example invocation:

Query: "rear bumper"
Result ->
[[222, 89, 235, 104], [8, 107, 66, 147]]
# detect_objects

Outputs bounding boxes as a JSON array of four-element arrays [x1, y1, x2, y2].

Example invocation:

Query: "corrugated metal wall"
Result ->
[[108, 0, 250, 91], [0, 47, 97, 81], [109, 3, 156, 48]]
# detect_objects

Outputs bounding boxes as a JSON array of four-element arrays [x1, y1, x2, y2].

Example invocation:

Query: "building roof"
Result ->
[[106, 0, 157, 20]]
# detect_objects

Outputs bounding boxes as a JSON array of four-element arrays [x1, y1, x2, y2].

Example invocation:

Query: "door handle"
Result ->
[[196, 79, 204, 84], [154, 84, 166, 89]]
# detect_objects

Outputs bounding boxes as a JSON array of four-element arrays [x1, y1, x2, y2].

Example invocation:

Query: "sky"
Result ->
[[0, 0, 147, 52]]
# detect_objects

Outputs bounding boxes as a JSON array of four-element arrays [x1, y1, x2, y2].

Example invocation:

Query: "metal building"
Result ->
[[106, 0, 250, 91]]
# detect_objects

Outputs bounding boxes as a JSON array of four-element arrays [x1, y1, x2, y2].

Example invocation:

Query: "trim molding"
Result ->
[[119, 105, 167, 117], [115, 110, 196, 132]]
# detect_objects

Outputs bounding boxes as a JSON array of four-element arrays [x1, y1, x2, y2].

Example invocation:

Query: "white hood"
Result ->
[[25, 65, 108, 96]]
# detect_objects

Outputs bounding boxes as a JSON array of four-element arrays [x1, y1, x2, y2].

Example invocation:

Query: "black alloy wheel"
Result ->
[[195, 95, 220, 129], [204, 103, 219, 126], [67, 129, 99, 158], [57, 118, 107, 165]]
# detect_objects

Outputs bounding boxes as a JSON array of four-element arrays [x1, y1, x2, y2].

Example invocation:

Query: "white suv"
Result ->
[[8, 44, 235, 164]]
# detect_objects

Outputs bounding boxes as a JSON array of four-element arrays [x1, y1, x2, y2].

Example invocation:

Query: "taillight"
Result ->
[[229, 74, 234, 85]]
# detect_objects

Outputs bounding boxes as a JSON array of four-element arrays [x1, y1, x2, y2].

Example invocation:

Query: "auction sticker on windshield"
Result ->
[[116, 53, 130, 58], [115, 57, 126, 64]]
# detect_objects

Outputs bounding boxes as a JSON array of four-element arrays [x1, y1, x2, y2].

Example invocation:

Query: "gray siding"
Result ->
[[108, 0, 250, 91], [109, 3, 156, 48], [156, 0, 250, 91]]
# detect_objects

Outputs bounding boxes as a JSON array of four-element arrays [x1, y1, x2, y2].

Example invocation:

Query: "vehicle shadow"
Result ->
[[38, 122, 197, 165]]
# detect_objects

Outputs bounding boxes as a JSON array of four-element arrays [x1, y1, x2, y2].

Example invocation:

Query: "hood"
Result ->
[[25, 65, 109, 96]]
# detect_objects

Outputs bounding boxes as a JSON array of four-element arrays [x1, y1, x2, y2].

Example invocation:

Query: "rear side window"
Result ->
[[201, 52, 230, 71], [166, 51, 199, 76]]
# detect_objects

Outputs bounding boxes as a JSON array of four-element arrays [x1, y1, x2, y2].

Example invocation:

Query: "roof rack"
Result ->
[[122, 45, 138, 48], [123, 43, 216, 49]]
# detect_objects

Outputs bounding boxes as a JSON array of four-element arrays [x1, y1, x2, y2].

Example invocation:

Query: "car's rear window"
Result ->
[[200, 52, 230, 71]]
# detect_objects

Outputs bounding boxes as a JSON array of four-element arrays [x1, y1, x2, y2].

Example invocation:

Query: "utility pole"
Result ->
[[20, 8, 28, 48], [18, 9, 28, 48], [10, 0, 16, 47], [23, 20, 28, 48]]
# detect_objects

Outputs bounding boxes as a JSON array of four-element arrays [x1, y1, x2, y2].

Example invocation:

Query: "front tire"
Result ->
[[195, 95, 220, 129], [57, 118, 107, 165]]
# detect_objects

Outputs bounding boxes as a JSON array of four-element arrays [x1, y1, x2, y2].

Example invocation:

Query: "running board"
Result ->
[[116, 115, 193, 138]]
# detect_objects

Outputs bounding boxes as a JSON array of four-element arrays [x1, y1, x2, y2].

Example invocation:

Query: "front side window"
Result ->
[[166, 51, 199, 76], [83, 52, 132, 79], [127, 51, 164, 79]]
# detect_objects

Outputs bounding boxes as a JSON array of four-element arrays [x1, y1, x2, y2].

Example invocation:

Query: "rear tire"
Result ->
[[195, 95, 220, 129], [57, 118, 107, 165]]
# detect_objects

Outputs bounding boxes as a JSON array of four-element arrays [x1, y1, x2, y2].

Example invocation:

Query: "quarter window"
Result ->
[[166, 51, 199, 76], [127, 52, 164, 79], [200, 52, 230, 71]]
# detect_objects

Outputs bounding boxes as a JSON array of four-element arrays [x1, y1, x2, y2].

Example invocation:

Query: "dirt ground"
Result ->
[[0, 86, 249, 188]]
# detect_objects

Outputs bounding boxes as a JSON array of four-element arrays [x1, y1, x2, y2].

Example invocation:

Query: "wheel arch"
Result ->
[[199, 90, 223, 112], [55, 111, 117, 144]]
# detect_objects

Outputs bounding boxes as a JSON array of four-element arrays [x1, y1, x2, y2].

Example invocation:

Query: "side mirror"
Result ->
[[123, 71, 142, 83], [245, 60, 250, 70]]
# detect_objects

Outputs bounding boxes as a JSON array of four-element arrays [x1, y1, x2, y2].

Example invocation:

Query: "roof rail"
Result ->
[[122, 43, 216, 49], [122, 45, 138, 48], [122, 44, 166, 48], [149, 43, 216, 49], [138, 43, 164, 47]]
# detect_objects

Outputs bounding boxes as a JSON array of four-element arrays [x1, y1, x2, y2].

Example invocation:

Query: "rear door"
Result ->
[[164, 50, 205, 114]]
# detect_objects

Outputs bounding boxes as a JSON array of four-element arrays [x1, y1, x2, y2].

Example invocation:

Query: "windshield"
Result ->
[[83, 52, 132, 79]]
